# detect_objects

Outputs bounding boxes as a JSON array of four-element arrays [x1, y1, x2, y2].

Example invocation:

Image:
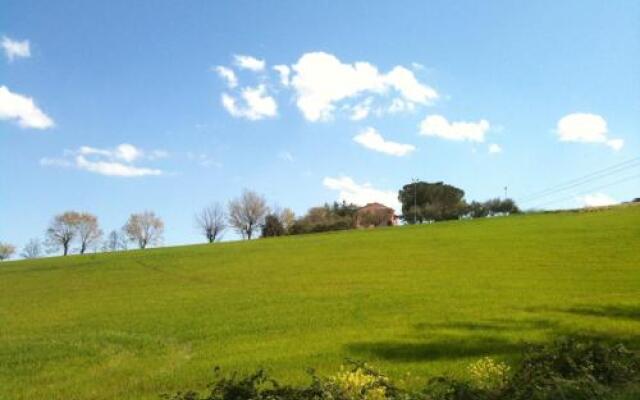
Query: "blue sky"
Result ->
[[1, 0, 639, 249]]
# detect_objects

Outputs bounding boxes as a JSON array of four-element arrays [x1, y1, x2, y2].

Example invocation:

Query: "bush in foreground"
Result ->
[[163, 339, 640, 400]]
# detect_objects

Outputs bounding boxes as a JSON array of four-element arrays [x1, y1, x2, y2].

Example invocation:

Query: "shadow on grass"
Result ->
[[346, 336, 526, 361], [346, 312, 640, 363], [413, 318, 556, 333], [562, 305, 640, 322]]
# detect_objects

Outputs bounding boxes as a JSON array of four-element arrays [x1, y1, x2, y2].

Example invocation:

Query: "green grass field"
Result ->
[[1, 206, 639, 399]]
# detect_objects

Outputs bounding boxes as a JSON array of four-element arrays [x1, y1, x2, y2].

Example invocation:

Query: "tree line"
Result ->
[[0, 210, 165, 260], [398, 181, 519, 224], [0, 182, 520, 261]]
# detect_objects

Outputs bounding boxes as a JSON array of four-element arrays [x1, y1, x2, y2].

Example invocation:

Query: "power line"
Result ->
[[519, 157, 640, 204], [528, 173, 640, 209], [521, 161, 640, 203]]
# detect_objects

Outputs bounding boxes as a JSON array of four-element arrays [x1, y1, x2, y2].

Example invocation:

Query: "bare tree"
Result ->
[[228, 190, 269, 240], [102, 230, 128, 252], [279, 208, 296, 232], [21, 238, 42, 259], [0, 242, 16, 261], [46, 211, 81, 256], [77, 213, 102, 254], [124, 211, 164, 249], [195, 203, 226, 243]]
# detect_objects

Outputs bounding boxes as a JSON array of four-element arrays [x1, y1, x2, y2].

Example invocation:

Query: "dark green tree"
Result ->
[[261, 214, 285, 237], [398, 181, 467, 223], [482, 198, 520, 216]]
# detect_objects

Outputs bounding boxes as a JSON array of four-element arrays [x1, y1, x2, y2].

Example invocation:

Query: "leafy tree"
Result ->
[[228, 190, 269, 240], [398, 181, 466, 223], [0, 242, 15, 261], [261, 214, 285, 237], [468, 198, 520, 218], [467, 201, 486, 218], [124, 211, 164, 249], [330, 201, 359, 218], [289, 202, 358, 235]]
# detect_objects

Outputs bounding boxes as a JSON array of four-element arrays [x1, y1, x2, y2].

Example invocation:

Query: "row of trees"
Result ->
[[194, 190, 297, 241], [194, 193, 363, 242], [398, 181, 519, 223], [0, 211, 165, 261], [1, 185, 520, 261]]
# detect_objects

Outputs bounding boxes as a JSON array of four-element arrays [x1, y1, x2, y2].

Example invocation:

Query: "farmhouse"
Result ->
[[354, 202, 398, 228]]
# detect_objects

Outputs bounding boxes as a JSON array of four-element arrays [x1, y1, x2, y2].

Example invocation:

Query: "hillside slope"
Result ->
[[1, 206, 639, 399]]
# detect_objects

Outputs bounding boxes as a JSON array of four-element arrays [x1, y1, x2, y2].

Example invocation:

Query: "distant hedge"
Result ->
[[163, 338, 640, 400]]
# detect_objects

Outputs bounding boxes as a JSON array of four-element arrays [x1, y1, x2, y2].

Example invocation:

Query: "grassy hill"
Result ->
[[1, 206, 639, 399]]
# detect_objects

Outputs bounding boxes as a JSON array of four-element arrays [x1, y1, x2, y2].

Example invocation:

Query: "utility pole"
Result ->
[[504, 185, 508, 200], [413, 178, 419, 224]]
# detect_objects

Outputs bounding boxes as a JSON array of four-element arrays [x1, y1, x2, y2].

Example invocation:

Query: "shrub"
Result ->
[[467, 357, 510, 390], [262, 214, 286, 237], [164, 339, 640, 400]]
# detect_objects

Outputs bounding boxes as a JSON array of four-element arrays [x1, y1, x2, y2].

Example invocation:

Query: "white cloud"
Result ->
[[234, 54, 265, 71], [1, 36, 30, 61], [290, 51, 437, 122], [606, 138, 624, 151], [215, 66, 238, 88], [221, 84, 277, 120], [0, 86, 54, 129], [75, 156, 162, 177], [388, 98, 415, 114], [577, 193, 617, 208], [488, 143, 502, 154], [419, 115, 490, 142], [385, 66, 437, 104], [77, 143, 161, 162], [42, 144, 165, 177], [349, 97, 374, 121], [353, 127, 415, 156], [323, 176, 401, 211], [273, 65, 291, 86], [556, 113, 624, 151]]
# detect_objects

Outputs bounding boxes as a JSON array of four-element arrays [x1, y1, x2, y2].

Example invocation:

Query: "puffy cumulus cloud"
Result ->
[[0, 85, 54, 129], [233, 54, 265, 71], [273, 65, 291, 86], [577, 193, 617, 208], [557, 113, 624, 151], [488, 143, 502, 154], [290, 51, 437, 121], [419, 115, 490, 142], [323, 176, 401, 211], [353, 127, 416, 156], [1, 36, 30, 61], [385, 66, 437, 104], [41, 144, 165, 177], [214, 66, 238, 88], [221, 84, 277, 120]]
